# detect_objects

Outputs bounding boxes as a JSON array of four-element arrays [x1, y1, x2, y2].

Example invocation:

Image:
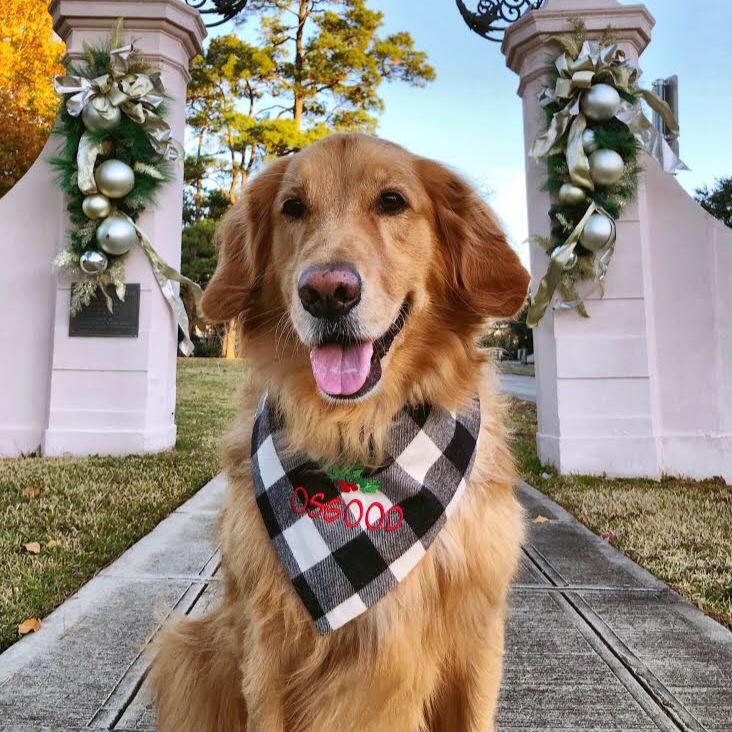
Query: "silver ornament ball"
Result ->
[[95, 159, 135, 199], [580, 83, 621, 122], [582, 128, 599, 155], [96, 216, 138, 256], [558, 183, 587, 206], [579, 213, 615, 252], [81, 103, 122, 133], [81, 194, 112, 220], [563, 252, 578, 271], [79, 250, 108, 274], [589, 149, 625, 186]]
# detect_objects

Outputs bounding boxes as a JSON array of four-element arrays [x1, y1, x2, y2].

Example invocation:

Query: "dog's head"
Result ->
[[202, 134, 529, 410]]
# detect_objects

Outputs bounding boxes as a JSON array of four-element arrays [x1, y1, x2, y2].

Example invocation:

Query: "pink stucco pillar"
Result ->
[[40, 0, 206, 456], [503, 0, 732, 482], [503, 0, 661, 478]]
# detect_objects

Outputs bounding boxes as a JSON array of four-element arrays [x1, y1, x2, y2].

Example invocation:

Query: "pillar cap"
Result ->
[[502, 0, 654, 95], [49, 0, 207, 61]]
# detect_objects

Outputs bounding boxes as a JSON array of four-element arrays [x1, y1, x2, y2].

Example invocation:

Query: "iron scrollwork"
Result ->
[[184, 0, 251, 28], [455, 0, 545, 42]]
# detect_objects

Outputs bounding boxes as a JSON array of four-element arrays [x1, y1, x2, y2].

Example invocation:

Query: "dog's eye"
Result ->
[[379, 191, 407, 215], [282, 198, 306, 219]]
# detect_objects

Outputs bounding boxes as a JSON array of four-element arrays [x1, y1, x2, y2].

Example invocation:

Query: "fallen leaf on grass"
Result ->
[[46, 539, 59, 549], [18, 618, 41, 635], [600, 532, 616, 542], [22, 486, 40, 499], [533, 515, 550, 524], [23, 542, 41, 554]]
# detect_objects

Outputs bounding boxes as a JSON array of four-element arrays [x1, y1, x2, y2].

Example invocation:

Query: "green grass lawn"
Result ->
[[508, 398, 732, 631], [0, 358, 245, 652]]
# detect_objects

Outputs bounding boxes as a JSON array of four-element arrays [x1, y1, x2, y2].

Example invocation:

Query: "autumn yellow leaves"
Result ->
[[0, 0, 65, 196]]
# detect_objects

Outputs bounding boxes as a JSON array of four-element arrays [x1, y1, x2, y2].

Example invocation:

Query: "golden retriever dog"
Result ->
[[152, 133, 530, 732]]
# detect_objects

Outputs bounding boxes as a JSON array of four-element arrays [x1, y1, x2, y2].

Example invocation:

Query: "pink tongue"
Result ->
[[310, 341, 374, 396]]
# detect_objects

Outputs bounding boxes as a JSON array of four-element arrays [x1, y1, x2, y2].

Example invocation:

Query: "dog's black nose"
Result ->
[[298, 263, 362, 319]]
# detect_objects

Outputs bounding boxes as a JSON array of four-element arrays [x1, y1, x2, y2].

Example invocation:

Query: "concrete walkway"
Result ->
[[1, 475, 730, 731], [499, 373, 537, 403]]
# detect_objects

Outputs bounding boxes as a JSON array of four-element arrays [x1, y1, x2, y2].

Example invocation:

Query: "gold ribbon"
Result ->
[[527, 203, 617, 328], [54, 44, 182, 163], [76, 134, 111, 194], [115, 213, 203, 356]]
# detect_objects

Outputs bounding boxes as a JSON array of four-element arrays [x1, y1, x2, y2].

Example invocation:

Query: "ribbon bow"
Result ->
[[530, 41, 686, 180], [54, 44, 183, 168]]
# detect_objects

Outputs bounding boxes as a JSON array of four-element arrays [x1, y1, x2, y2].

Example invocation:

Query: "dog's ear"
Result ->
[[417, 158, 530, 319], [201, 155, 291, 323]]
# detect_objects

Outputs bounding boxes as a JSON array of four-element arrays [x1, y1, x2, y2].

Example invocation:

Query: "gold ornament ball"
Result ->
[[96, 216, 138, 256], [579, 213, 615, 252], [79, 250, 108, 274], [558, 183, 587, 206], [589, 149, 625, 186], [95, 159, 135, 199], [580, 83, 621, 122], [81, 103, 122, 133], [582, 128, 599, 154], [81, 194, 112, 220]]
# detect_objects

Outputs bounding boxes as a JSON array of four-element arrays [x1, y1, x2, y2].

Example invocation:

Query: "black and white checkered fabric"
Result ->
[[250, 394, 481, 634]]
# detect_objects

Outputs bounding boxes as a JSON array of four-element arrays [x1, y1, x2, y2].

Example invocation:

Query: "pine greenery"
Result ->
[[536, 23, 647, 309], [50, 39, 173, 277]]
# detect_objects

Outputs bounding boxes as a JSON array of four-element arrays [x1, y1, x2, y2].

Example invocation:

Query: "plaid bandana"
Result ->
[[250, 394, 481, 634]]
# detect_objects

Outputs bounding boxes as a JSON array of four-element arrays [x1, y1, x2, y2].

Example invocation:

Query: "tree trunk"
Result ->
[[222, 321, 237, 360], [194, 129, 205, 221], [293, 0, 308, 133], [227, 125, 239, 203], [228, 169, 240, 204]]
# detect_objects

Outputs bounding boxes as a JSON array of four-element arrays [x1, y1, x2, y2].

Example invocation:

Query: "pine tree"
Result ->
[[186, 0, 435, 205]]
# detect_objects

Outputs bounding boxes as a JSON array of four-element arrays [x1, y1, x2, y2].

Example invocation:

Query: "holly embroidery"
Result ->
[[326, 465, 381, 494]]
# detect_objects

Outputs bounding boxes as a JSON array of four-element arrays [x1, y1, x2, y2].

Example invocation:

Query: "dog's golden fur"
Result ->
[[151, 133, 530, 732]]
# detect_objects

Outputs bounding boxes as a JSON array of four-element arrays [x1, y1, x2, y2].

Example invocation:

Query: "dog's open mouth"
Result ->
[[309, 300, 410, 400]]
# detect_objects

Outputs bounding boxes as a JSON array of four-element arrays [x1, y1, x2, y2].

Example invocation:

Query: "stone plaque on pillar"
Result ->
[[68, 284, 140, 338]]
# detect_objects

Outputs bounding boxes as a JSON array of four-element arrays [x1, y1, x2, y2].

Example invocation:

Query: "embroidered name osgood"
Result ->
[[250, 394, 481, 634], [290, 486, 405, 532]]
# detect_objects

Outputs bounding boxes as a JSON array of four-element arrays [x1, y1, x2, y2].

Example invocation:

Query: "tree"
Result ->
[[481, 304, 533, 358], [181, 219, 231, 357], [181, 220, 219, 288], [695, 177, 732, 229], [186, 0, 435, 207], [0, 0, 65, 197]]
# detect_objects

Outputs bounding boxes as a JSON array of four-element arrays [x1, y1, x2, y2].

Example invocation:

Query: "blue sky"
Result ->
[[209, 0, 732, 261]]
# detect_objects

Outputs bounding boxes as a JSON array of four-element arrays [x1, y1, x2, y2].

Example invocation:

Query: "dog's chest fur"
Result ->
[[216, 384, 523, 728]]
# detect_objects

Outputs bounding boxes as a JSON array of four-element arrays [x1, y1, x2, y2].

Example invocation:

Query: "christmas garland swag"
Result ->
[[50, 21, 201, 355], [526, 24, 686, 327]]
